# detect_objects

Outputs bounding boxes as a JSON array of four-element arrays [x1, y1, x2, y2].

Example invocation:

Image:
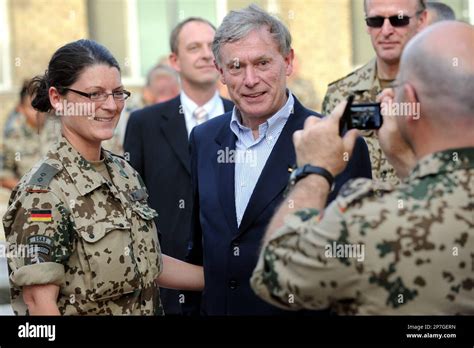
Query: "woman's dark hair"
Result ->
[[29, 39, 121, 112]]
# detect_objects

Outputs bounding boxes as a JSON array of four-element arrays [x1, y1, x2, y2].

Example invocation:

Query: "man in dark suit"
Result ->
[[185, 5, 372, 315], [124, 17, 233, 315]]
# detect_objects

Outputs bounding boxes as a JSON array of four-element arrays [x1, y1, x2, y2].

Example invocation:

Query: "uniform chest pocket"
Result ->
[[77, 220, 140, 302]]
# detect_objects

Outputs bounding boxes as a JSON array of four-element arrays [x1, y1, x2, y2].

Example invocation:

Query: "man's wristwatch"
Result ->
[[288, 164, 335, 192]]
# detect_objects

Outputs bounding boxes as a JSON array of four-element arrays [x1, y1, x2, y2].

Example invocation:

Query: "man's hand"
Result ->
[[293, 101, 360, 176], [377, 89, 417, 179]]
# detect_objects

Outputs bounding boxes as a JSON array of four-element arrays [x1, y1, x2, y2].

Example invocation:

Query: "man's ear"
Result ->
[[48, 87, 62, 114], [416, 10, 428, 32], [214, 59, 226, 85], [285, 48, 295, 77], [169, 52, 181, 72], [403, 83, 420, 123]]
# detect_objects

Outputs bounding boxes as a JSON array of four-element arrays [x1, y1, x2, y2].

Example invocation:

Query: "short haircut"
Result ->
[[213, 4, 292, 66], [427, 1, 456, 21], [146, 64, 179, 87], [364, 0, 427, 14], [169, 17, 216, 54]]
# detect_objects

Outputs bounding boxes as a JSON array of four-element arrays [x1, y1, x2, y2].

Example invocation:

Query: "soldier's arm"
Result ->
[[251, 199, 362, 311], [23, 284, 60, 315], [5, 189, 75, 314], [156, 254, 204, 291]]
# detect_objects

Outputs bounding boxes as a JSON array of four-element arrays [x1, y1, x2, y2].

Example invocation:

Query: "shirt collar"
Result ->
[[180, 90, 221, 116], [52, 134, 129, 196], [230, 91, 294, 138], [408, 147, 474, 181]]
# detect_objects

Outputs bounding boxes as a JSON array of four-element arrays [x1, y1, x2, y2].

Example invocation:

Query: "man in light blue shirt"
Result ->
[[185, 5, 372, 315]]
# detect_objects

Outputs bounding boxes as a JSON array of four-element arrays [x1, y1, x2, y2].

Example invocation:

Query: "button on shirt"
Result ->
[[231, 93, 294, 226], [181, 91, 225, 136]]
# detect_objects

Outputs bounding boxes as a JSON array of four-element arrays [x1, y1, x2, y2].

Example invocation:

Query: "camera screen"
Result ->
[[350, 105, 382, 129]]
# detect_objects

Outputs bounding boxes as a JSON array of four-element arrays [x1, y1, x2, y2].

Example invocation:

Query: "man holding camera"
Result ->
[[251, 21, 474, 315], [322, 0, 428, 185]]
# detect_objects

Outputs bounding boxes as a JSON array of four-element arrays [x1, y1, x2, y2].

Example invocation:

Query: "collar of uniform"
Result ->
[[348, 58, 380, 93], [102, 150, 129, 180], [408, 147, 474, 180], [53, 135, 110, 196]]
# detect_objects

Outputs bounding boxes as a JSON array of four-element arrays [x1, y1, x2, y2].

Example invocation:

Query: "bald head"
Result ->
[[399, 21, 474, 119]]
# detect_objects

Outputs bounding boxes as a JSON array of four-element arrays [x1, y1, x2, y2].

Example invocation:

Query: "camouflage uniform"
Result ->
[[251, 148, 474, 314], [322, 58, 399, 185], [0, 115, 59, 181], [3, 134, 163, 315]]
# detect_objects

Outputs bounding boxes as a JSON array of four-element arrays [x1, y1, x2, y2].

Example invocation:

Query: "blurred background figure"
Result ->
[[103, 62, 180, 155], [0, 80, 58, 190], [287, 54, 320, 112], [426, 1, 456, 24], [143, 63, 180, 105]]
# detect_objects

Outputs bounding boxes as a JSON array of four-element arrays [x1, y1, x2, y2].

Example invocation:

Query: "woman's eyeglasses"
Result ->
[[63, 88, 131, 102]]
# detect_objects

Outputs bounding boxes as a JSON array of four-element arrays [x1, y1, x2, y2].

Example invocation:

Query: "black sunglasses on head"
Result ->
[[365, 11, 423, 28]]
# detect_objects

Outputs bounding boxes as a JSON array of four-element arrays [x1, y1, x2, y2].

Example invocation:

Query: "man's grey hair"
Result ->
[[427, 1, 456, 22], [146, 64, 180, 87], [212, 4, 292, 66]]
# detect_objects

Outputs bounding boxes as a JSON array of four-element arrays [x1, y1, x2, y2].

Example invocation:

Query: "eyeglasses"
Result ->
[[365, 11, 423, 28], [63, 88, 131, 102]]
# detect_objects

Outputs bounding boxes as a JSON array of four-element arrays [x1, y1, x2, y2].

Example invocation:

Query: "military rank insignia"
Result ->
[[30, 209, 53, 222]]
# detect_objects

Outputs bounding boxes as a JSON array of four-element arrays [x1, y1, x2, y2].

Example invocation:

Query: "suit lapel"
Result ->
[[159, 96, 191, 174], [238, 98, 311, 236], [215, 117, 239, 234]]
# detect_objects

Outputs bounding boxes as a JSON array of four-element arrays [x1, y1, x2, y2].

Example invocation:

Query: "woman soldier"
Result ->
[[3, 39, 203, 315]]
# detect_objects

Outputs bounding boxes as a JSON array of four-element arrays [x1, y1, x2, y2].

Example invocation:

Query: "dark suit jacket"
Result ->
[[123, 95, 233, 315], [186, 96, 372, 315]]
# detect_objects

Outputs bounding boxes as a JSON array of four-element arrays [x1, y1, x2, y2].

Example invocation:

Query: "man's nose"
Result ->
[[244, 66, 259, 87], [381, 18, 395, 35], [201, 45, 213, 60]]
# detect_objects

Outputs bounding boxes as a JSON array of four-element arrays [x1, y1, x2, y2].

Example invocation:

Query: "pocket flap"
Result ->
[[131, 203, 158, 221], [79, 220, 131, 243]]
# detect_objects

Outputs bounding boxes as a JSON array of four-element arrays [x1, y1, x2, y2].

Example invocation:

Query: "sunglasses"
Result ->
[[365, 11, 423, 28]]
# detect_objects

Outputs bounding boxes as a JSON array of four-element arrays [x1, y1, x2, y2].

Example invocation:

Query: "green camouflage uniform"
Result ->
[[251, 147, 474, 315], [322, 58, 399, 185], [3, 134, 163, 315], [0, 115, 59, 181]]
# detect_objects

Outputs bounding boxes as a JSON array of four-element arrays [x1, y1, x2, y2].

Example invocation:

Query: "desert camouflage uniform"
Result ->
[[322, 58, 399, 185], [251, 147, 474, 315], [0, 115, 59, 181], [3, 134, 163, 315]]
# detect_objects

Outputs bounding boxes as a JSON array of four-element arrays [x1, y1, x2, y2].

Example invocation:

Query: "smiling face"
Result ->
[[170, 20, 219, 87], [52, 64, 124, 146], [217, 27, 293, 124], [366, 0, 426, 65]]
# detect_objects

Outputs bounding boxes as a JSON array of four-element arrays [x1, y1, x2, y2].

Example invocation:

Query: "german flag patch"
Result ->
[[30, 209, 53, 222]]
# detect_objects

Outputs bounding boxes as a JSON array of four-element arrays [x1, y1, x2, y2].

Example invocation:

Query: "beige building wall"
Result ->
[[279, 0, 352, 111], [0, 0, 88, 131]]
